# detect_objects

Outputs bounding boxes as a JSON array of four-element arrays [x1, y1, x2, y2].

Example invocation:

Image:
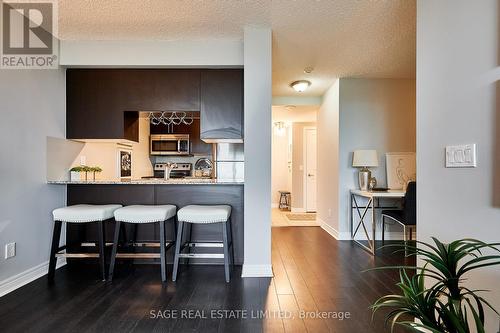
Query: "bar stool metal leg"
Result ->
[[97, 221, 106, 281], [222, 222, 230, 283], [109, 220, 121, 282], [172, 221, 184, 282], [381, 216, 385, 244], [186, 223, 193, 264], [228, 217, 235, 266], [159, 220, 167, 282], [48, 220, 62, 282]]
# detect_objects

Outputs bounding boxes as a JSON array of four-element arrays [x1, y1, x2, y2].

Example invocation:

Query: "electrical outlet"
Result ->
[[5, 242, 16, 259], [80, 155, 86, 165], [328, 208, 332, 218]]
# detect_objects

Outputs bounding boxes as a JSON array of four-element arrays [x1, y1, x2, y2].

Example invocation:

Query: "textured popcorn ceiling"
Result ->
[[58, 0, 416, 96], [272, 105, 318, 123]]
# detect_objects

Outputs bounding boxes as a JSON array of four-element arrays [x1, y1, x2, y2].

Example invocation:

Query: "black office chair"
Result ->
[[381, 182, 416, 245]]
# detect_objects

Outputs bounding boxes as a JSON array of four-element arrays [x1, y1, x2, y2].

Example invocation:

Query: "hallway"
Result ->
[[0, 228, 411, 332]]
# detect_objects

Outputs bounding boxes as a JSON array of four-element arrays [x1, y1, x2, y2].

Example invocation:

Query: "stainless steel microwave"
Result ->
[[150, 134, 190, 155]]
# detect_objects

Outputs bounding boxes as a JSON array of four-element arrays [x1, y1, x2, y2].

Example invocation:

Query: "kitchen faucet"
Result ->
[[164, 162, 178, 180]]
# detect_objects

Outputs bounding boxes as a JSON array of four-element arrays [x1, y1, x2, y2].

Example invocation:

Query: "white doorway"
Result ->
[[304, 127, 317, 212]]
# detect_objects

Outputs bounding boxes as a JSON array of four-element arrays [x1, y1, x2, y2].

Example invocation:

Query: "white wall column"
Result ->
[[242, 26, 273, 277], [417, 1, 500, 331]]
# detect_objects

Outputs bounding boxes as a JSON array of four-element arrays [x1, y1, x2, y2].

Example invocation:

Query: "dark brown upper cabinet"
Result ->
[[66, 69, 201, 141], [200, 69, 243, 143]]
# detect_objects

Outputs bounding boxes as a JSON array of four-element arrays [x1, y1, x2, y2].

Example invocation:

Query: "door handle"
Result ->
[[308, 174, 314, 177]]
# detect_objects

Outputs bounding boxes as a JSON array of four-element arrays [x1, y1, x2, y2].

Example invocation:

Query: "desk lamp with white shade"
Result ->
[[352, 150, 379, 191]]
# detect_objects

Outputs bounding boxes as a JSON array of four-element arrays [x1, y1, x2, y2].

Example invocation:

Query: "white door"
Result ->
[[305, 128, 317, 212]]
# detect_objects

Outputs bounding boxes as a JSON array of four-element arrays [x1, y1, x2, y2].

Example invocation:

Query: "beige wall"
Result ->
[[417, 1, 500, 330], [317, 81, 340, 233], [46, 118, 153, 181], [73, 117, 153, 179], [291, 122, 316, 210], [271, 125, 291, 205]]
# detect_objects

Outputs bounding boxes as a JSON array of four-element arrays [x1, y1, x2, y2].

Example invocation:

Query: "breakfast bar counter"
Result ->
[[54, 182, 244, 264]]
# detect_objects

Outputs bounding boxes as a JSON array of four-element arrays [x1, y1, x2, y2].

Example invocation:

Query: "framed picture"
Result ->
[[117, 149, 132, 179], [386, 152, 416, 190]]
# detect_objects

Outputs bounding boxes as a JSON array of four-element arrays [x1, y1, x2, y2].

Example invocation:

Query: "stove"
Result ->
[[152, 163, 192, 179]]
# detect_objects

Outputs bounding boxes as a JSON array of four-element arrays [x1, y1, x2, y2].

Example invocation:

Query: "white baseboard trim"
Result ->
[[291, 207, 306, 213], [0, 259, 67, 298], [241, 264, 274, 278], [318, 218, 408, 241], [350, 231, 406, 241], [318, 219, 339, 239], [318, 219, 351, 240]]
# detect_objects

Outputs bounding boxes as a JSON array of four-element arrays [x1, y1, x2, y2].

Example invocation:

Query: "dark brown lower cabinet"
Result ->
[[66, 184, 244, 264]]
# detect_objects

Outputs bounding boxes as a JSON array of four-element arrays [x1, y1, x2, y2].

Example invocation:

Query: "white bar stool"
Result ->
[[109, 205, 177, 282], [173, 205, 233, 283], [49, 204, 122, 281]]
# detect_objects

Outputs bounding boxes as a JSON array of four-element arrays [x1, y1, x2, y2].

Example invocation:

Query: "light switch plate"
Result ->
[[445, 144, 477, 168], [5, 242, 16, 259]]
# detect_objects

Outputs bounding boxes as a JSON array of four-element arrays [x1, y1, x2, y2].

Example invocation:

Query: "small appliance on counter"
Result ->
[[194, 158, 213, 178], [141, 163, 192, 179]]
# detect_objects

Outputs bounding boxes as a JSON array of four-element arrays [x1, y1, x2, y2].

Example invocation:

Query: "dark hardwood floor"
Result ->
[[0, 227, 414, 333]]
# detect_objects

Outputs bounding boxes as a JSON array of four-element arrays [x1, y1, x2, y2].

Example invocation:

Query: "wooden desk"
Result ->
[[350, 189, 405, 255]]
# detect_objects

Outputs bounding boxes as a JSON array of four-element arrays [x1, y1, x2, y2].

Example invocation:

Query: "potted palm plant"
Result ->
[[371, 238, 500, 332], [89, 166, 102, 181], [69, 165, 84, 181]]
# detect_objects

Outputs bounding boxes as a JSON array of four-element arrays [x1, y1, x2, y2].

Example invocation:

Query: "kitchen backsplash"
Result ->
[[46, 126, 245, 181], [153, 155, 211, 170], [215, 143, 244, 181]]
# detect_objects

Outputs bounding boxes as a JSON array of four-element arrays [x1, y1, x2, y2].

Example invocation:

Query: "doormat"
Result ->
[[286, 213, 316, 221]]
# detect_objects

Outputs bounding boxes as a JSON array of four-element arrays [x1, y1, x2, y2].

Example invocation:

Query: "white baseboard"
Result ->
[[317, 219, 407, 241], [0, 259, 66, 298], [241, 264, 274, 278], [318, 218, 339, 239], [291, 207, 306, 213], [318, 219, 351, 240], [350, 231, 406, 241]]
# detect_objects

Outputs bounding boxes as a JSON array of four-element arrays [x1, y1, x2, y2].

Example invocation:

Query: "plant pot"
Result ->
[[70, 171, 80, 181]]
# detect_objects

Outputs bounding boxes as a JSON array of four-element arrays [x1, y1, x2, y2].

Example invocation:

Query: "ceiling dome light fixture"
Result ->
[[290, 80, 311, 93], [304, 67, 314, 74]]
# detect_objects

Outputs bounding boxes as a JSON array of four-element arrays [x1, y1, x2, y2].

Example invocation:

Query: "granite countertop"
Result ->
[[47, 179, 244, 185]]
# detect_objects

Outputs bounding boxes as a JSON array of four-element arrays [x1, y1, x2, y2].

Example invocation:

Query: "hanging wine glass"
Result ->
[[178, 112, 186, 124], [150, 112, 162, 125], [170, 111, 182, 125], [161, 112, 171, 126], [183, 111, 194, 125]]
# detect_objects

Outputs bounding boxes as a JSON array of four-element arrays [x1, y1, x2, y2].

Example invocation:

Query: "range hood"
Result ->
[[202, 138, 243, 144]]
